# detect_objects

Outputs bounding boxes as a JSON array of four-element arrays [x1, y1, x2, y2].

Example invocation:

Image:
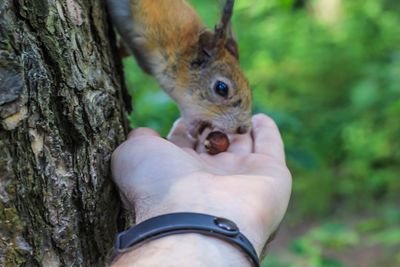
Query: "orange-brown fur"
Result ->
[[107, 0, 252, 135]]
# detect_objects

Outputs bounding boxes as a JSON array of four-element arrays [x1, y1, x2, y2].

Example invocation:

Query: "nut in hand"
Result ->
[[204, 131, 230, 155]]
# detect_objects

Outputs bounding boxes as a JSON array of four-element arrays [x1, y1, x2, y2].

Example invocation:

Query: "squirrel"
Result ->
[[106, 0, 252, 137]]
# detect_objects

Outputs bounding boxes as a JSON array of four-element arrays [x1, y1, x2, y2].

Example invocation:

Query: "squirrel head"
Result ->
[[174, 0, 252, 137]]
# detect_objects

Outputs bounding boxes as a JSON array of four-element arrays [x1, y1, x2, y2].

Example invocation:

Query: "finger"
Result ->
[[127, 127, 160, 140], [167, 118, 196, 149], [195, 128, 211, 154], [252, 114, 285, 162], [227, 132, 252, 154]]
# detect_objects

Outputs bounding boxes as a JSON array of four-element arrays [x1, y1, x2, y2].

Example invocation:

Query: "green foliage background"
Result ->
[[123, 0, 400, 266]]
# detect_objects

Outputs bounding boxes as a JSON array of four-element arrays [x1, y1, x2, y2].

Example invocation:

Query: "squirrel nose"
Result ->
[[236, 125, 249, 134]]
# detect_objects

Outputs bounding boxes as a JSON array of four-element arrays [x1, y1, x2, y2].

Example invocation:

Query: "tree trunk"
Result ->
[[0, 0, 129, 266]]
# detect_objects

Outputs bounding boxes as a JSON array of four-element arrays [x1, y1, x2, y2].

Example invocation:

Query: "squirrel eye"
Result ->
[[214, 81, 229, 97]]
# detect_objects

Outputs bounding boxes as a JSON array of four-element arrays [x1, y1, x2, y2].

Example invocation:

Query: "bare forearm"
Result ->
[[112, 234, 251, 267]]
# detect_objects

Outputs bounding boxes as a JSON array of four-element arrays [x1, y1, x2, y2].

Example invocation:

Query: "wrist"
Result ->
[[112, 233, 251, 267]]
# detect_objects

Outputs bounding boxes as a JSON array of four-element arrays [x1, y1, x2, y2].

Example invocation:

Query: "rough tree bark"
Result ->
[[0, 0, 129, 266]]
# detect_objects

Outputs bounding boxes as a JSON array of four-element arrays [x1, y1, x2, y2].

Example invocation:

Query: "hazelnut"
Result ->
[[204, 131, 230, 155]]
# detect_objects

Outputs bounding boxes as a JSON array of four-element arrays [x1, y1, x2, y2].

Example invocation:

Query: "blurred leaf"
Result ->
[[368, 228, 400, 246]]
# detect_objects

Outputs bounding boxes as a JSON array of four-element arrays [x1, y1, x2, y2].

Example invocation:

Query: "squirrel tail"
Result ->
[[106, 0, 152, 73], [106, 0, 135, 48]]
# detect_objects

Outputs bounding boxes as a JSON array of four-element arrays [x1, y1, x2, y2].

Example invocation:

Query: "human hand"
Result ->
[[111, 114, 292, 256]]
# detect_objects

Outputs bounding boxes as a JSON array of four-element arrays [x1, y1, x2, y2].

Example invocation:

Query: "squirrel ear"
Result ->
[[191, 31, 215, 68], [191, 1, 238, 68], [199, 30, 216, 57], [225, 37, 239, 60]]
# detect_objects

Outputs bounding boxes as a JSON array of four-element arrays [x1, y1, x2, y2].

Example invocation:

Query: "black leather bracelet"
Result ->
[[113, 212, 260, 267]]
